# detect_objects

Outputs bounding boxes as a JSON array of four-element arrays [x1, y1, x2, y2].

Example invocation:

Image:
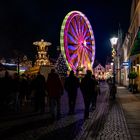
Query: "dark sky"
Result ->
[[0, 0, 132, 65]]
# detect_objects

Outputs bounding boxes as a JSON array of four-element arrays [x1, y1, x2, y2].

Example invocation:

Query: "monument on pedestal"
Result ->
[[33, 39, 51, 66], [25, 39, 54, 79]]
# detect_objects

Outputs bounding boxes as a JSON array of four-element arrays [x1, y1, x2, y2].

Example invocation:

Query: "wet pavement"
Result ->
[[0, 82, 140, 140]]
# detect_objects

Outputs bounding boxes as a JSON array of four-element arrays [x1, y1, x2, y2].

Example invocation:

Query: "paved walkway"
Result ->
[[117, 86, 140, 140], [0, 89, 85, 140], [1, 82, 140, 140], [75, 83, 131, 140]]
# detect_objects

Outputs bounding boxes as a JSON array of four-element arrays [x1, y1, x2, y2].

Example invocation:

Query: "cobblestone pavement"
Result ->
[[75, 82, 132, 140], [0, 82, 132, 140]]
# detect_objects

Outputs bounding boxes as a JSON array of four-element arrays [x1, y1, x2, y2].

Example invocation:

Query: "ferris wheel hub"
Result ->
[[83, 40, 87, 46]]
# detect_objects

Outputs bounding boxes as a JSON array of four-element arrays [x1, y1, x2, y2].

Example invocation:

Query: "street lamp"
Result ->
[[110, 37, 118, 46], [110, 37, 118, 85]]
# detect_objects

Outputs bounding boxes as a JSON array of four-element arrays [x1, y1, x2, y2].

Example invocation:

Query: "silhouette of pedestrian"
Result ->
[[64, 70, 79, 115], [3, 71, 13, 110], [12, 73, 20, 112], [19, 74, 28, 109], [34, 72, 46, 113], [91, 75, 99, 110], [110, 83, 117, 100], [80, 70, 94, 120], [46, 69, 63, 120]]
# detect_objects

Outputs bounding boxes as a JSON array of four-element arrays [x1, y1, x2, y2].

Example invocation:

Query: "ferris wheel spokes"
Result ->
[[60, 11, 95, 72]]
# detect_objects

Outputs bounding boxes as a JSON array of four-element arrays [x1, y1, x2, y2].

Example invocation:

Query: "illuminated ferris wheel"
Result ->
[[60, 11, 96, 72]]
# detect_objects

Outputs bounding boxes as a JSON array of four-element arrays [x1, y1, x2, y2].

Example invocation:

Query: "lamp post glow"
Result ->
[[110, 37, 118, 85], [110, 37, 118, 46]]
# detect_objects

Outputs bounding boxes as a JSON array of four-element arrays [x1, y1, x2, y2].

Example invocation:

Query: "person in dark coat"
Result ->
[[46, 69, 63, 119], [80, 70, 94, 120], [19, 74, 28, 108], [91, 75, 99, 110], [110, 83, 117, 100], [64, 70, 79, 115], [34, 72, 46, 113]]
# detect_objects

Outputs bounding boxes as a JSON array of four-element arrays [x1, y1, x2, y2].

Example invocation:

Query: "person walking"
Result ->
[[34, 72, 46, 113], [91, 75, 99, 110], [19, 74, 28, 109], [110, 83, 117, 100], [80, 70, 94, 120], [64, 70, 79, 115], [46, 69, 63, 120]]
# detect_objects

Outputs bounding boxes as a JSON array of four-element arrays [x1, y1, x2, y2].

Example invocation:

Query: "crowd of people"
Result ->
[[0, 69, 102, 121]]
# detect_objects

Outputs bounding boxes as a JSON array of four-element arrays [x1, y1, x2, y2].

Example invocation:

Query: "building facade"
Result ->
[[93, 64, 106, 80], [122, 0, 140, 90]]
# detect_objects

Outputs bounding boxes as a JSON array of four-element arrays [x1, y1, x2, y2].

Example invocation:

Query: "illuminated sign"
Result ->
[[122, 62, 130, 67]]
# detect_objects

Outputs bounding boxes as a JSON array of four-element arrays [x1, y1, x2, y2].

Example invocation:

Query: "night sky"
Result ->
[[0, 0, 132, 65]]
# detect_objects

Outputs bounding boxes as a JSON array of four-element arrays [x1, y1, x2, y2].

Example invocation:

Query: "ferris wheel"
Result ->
[[60, 11, 96, 72]]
